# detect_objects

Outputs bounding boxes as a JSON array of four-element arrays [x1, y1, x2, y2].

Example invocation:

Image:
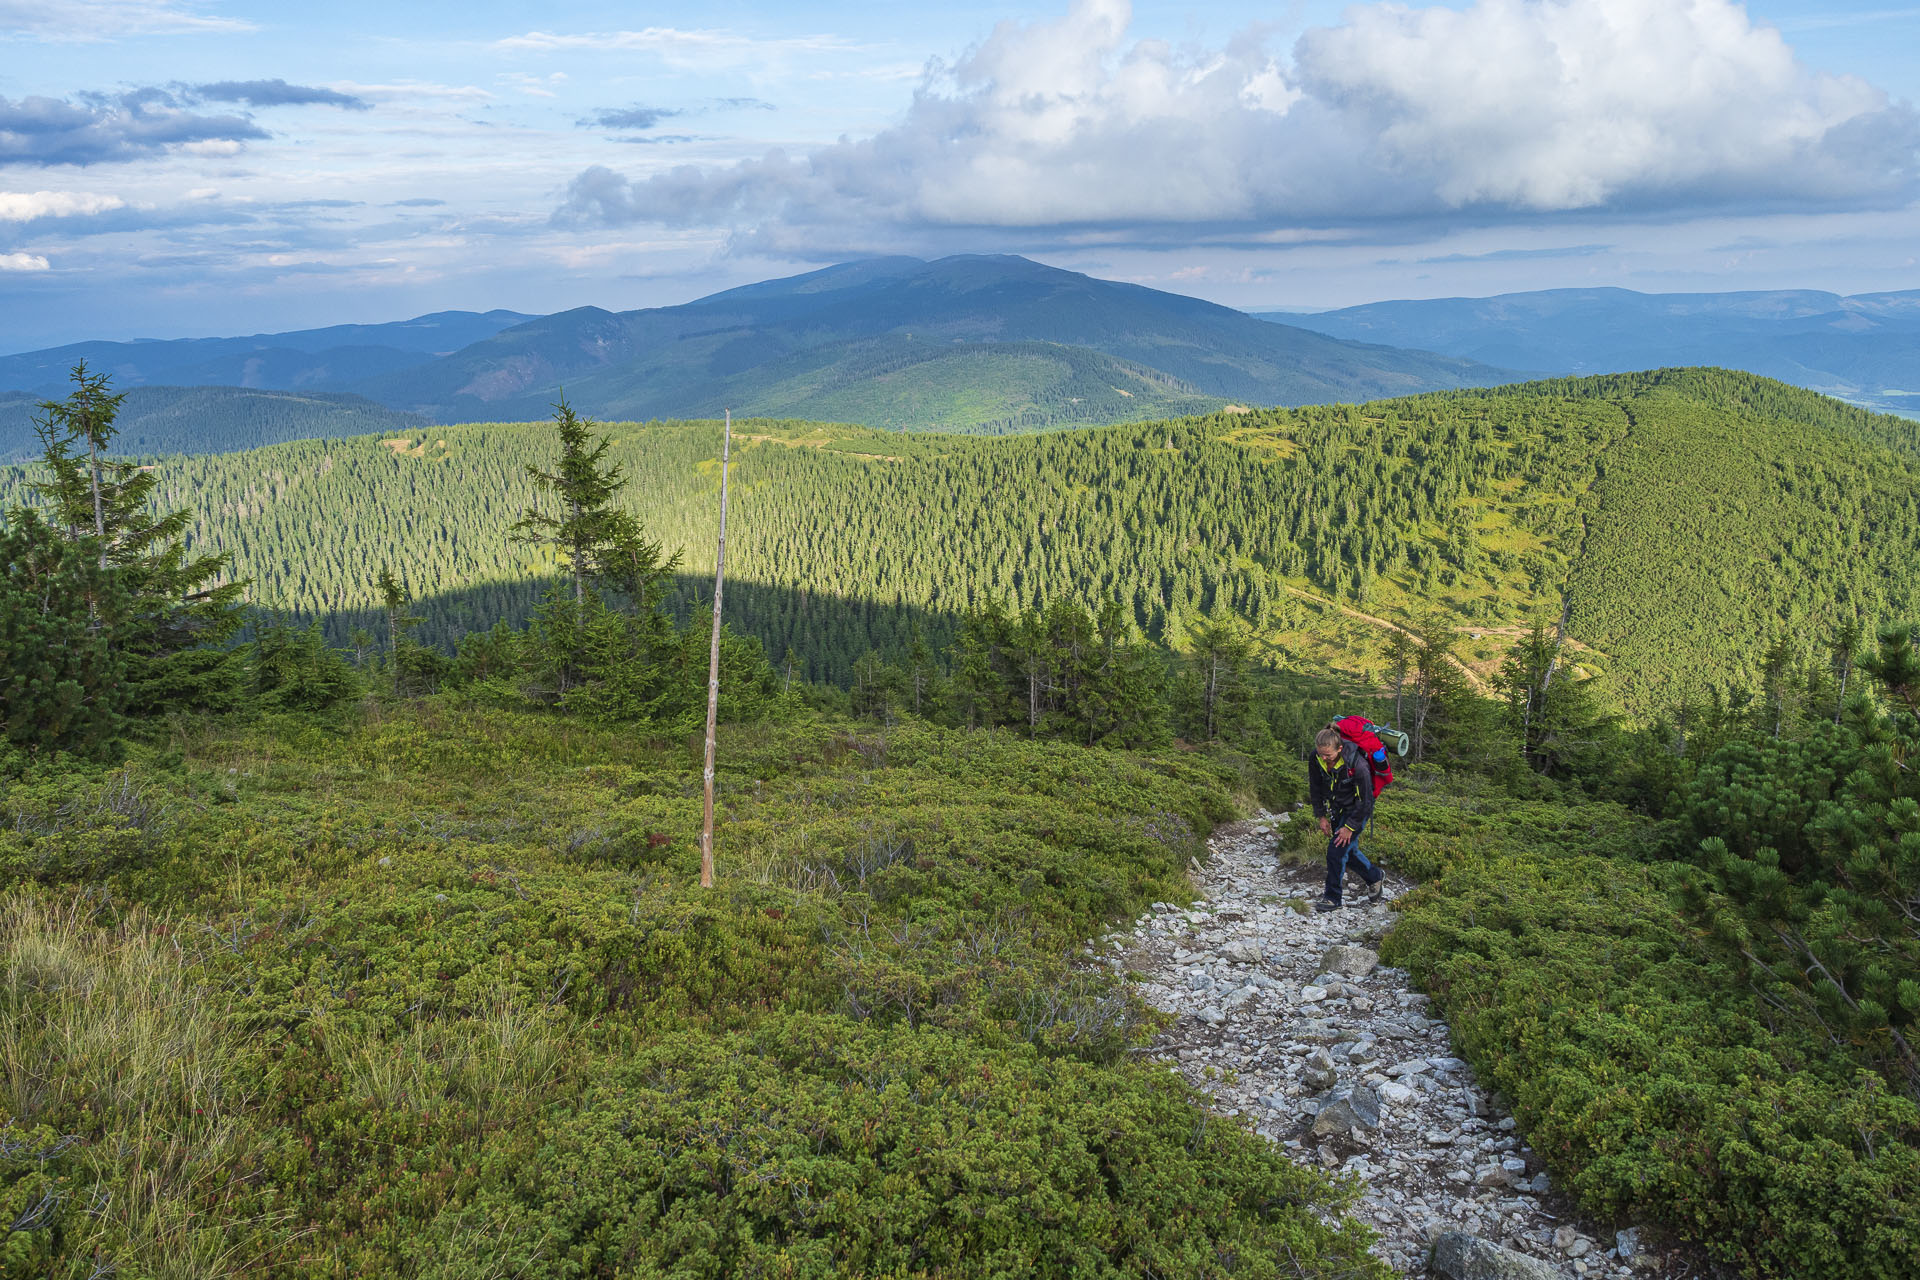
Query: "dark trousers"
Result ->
[[1323, 819, 1379, 903]]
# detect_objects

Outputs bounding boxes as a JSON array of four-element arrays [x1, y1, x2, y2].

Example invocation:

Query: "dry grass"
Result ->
[[312, 995, 573, 1138], [1, 892, 295, 1279]]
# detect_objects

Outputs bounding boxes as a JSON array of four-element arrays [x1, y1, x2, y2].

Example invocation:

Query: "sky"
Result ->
[[1, 0, 1917, 351]]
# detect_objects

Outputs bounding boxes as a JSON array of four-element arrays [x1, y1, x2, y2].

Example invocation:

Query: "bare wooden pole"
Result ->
[[700, 410, 732, 889]]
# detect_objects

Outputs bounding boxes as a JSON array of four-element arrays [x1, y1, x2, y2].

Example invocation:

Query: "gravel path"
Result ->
[[1094, 813, 1719, 1280]]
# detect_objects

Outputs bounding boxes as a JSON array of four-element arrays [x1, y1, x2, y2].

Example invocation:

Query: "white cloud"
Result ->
[[0, 1, 254, 40], [495, 25, 868, 68], [501, 71, 568, 99], [1290, 0, 1905, 210], [0, 251, 51, 270], [556, 0, 1919, 242], [0, 189, 125, 220], [330, 80, 494, 104]]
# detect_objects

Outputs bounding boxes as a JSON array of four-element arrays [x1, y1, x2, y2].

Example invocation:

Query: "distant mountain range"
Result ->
[[0, 309, 534, 397], [0, 256, 1510, 443], [0, 387, 429, 462], [1269, 287, 1920, 418]]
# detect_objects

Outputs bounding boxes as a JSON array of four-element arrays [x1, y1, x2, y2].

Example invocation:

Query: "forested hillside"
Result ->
[[0, 386, 429, 461], [7, 367, 1912, 712], [6, 358, 1919, 1280], [653, 337, 1225, 433]]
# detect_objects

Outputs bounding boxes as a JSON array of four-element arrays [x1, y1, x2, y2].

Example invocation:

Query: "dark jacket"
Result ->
[[1309, 741, 1375, 832]]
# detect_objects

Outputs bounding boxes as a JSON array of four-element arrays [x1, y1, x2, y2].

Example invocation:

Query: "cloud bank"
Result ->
[[0, 189, 124, 220], [0, 78, 371, 168], [0, 90, 265, 166], [556, 0, 1920, 248], [0, 1, 254, 41], [189, 79, 369, 110], [581, 105, 683, 131]]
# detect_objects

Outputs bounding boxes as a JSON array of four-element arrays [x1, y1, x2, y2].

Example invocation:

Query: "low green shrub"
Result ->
[[3, 703, 1383, 1279], [1383, 824, 1920, 1279], [416, 1013, 1385, 1280]]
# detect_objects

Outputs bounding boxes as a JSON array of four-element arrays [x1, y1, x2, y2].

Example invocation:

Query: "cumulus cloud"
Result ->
[[189, 79, 369, 110], [0, 91, 266, 166], [0, 189, 125, 220], [555, 0, 1920, 244], [0, 252, 51, 270]]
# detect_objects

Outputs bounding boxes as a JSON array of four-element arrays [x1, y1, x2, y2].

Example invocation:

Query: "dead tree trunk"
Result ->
[[700, 411, 732, 890]]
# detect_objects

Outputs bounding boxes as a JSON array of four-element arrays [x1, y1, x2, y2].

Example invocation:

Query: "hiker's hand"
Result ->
[[1333, 828, 1352, 847], [1318, 818, 1332, 836]]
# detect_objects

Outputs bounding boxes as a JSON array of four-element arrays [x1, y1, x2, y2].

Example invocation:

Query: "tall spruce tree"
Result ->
[[511, 398, 682, 708], [512, 396, 679, 609], [1, 511, 128, 764], [28, 363, 246, 714], [377, 566, 424, 697]]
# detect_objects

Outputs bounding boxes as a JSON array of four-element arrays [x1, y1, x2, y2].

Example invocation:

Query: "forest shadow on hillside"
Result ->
[[304, 571, 1399, 709], [306, 573, 973, 688]]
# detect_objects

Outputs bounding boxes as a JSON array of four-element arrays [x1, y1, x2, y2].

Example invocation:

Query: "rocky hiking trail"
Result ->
[[1094, 814, 1723, 1280]]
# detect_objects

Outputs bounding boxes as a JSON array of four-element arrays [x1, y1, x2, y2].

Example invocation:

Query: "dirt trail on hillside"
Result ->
[[1092, 816, 1725, 1280]]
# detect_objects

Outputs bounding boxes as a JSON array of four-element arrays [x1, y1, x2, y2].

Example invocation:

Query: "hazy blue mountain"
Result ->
[[0, 386, 430, 461], [1268, 287, 1920, 417], [0, 310, 535, 398], [0, 259, 1512, 442], [348, 255, 1515, 425]]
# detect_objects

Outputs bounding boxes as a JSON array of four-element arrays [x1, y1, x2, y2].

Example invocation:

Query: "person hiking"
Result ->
[[1308, 725, 1385, 912]]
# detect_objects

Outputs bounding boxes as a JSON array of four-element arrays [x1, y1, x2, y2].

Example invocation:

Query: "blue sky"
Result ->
[[1, 0, 1916, 350]]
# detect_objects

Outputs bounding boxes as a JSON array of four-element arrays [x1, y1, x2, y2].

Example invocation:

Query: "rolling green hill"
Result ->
[[0, 385, 429, 462], [6, 368, 1913, 713]]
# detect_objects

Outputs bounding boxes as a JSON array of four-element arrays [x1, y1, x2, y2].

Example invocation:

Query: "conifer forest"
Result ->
[[2, 360, 1917, 1280]]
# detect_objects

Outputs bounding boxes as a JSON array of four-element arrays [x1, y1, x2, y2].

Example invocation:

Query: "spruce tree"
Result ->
[[377, 567, 424, 697], [512, 396, 679, 609], [1, 512, 128, 764], [28, 362, 246, 714]]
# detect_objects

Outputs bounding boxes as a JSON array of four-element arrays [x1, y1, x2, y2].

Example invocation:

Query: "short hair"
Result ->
[[1314, 727, 1343, 751]]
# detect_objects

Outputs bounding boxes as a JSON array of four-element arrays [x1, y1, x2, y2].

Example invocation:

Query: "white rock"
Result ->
[[1298, 985, 1329, 1003]]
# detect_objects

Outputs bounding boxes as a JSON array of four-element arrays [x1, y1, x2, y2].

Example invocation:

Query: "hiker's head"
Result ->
[[1314, 727, 1343, 761]]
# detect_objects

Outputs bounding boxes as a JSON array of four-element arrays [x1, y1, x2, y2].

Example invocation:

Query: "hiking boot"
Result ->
[[1364, 877, 1385, 905], [1313, 897, 1341, 914]]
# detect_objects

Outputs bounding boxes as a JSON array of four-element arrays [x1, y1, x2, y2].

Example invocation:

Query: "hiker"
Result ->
[[1308, 725, 1385, 912]]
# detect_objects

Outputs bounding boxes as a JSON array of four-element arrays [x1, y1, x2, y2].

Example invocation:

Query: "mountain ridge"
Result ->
[[1272, 286, 1920, 417], [0, 257, 1513, 441]]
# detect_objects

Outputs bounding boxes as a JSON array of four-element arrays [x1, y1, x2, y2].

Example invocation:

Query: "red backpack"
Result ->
[[1331, 715, 1399, 798]]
